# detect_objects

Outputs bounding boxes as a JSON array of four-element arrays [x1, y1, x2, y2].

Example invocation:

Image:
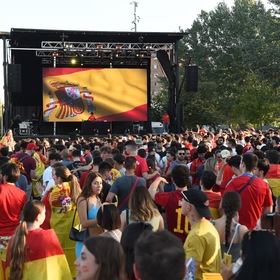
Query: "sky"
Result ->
[[0, 0, 269, 105], [1, 0, 236, 32]]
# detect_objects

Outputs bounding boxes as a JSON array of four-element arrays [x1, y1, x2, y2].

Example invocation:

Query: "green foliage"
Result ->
[[232, 73, 280, 127], [268, 0, 280, 13], [157, 0, 280, 128], [150, 77, 169, 121]]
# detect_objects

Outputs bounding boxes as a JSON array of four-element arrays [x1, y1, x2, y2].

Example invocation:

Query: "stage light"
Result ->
[[71, 58, 77, 64]]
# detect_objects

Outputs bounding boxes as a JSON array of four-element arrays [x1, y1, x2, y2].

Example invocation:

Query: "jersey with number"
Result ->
[[155, 190, 189, 242]]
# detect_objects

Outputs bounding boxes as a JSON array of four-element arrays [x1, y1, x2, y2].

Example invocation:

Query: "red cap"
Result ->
[[27, 143, 38, 151]]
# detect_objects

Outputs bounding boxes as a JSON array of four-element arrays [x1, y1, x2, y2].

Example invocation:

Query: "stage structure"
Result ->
[[1, 28, 184, 136]]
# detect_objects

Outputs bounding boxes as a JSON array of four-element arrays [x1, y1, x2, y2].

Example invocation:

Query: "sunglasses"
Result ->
[[178, 152, 185, 155]]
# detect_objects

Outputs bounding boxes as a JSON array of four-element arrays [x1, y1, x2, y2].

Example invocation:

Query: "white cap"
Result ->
[[220, 149, 231, 159]]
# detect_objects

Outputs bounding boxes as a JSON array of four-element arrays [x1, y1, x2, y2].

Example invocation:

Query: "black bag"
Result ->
[[261, 213, 280, 238], [69, 205, 89, 242]]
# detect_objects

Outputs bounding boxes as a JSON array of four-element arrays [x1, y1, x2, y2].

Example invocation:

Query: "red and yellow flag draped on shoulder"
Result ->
[[5, 228, 72, 280], [41, 182, 76, 277]]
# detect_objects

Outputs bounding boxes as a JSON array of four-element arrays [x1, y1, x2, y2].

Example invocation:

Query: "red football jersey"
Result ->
[[219, 164, 234, 195], [155, 190, 190, 242], [0, 184, 27, 236], [205, 191, 221, 209], [135, 155, 149, 178], [225, 174, 273, 230]]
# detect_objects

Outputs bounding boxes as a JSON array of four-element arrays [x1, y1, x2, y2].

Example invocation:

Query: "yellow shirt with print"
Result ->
[[184, 218, 221, 280]]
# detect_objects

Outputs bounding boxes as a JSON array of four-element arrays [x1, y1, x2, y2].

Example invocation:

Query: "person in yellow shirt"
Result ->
[[181, 188, 221, 280]]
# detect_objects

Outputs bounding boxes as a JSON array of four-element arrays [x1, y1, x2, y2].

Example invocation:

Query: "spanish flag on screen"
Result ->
[[5, 228, 72, 280], [42, 68, 148, 122]]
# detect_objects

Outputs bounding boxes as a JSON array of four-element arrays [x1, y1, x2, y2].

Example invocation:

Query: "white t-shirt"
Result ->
[[43, 166, 52, 187]]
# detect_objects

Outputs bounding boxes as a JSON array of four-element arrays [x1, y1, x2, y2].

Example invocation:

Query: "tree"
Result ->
[[150, 77, 169, 121], [232, 73, 280, 127], [268, 0, 280, 13], [156, 0, 280, 128]]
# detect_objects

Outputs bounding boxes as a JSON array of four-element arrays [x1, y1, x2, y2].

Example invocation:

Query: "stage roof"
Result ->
[[10, 28, 185, 48]]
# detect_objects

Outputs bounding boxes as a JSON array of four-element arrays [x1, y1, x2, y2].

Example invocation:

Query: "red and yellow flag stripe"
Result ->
[[5, 229, 72, 280], [43, 68, 147, 122]]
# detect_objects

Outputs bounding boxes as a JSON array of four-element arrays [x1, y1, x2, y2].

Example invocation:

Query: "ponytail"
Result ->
[[54, 166, 81, 203], [69, 174, 81, 203], [224, 210, 234, 248], [222, 192, 241, 248], [10, 200, 44, 280], [10, 221, 28, 280]]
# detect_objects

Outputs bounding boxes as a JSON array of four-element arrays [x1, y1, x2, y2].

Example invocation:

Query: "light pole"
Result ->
[[130, 1, 140, 32]]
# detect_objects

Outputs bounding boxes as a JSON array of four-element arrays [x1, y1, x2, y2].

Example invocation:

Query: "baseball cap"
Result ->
[[181, 188, 211, 218], [220, 149, 231, 159], [26, 142, 38, 151]]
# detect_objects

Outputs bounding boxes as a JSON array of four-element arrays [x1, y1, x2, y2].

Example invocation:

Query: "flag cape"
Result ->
[[42, 183, 76, 277], [5, 228, 72, 280], [31, 152, 45, 197]]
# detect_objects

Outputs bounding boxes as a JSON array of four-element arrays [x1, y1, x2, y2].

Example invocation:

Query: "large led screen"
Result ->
[[42, 68, 148, 122]]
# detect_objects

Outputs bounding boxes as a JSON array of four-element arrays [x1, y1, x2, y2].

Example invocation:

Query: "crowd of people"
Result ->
[[0, 126, 280, 280]]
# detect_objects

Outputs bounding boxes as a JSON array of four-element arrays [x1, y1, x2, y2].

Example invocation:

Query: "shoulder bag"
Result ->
[[118, 177, 140, 210], [69, 200, 89, 242]]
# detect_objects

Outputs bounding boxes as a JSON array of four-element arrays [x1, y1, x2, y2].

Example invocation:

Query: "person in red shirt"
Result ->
[[87, 112, 96, 121], [219, 155, 242, 193], [82, 144, 93, 165], [124, 140, 158, 181], [201, 171, 221, 219], [215, 153, 237, 195], [0, 163, 27, 276], [13, 141, 36, 200], [163, 150, 176, 182], [225, 153, 273, 230], [184, 135, 193, 151], [190, 145, 207, 185], [79, 155, 102, 189], [146, 157, 160, 188], [0, 163, 27, 237], [149, 165, 191, 242], [242, 136, 252, 154], [161, 112, 170, 133]]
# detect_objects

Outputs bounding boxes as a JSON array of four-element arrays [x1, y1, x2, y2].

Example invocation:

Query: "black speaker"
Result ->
[[186, 65, 198, 92], [156, 50, 174, 83], [8, 64, 22, 93]]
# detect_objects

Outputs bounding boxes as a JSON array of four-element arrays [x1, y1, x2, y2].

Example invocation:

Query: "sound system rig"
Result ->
[[18, 122, 33, 136]]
